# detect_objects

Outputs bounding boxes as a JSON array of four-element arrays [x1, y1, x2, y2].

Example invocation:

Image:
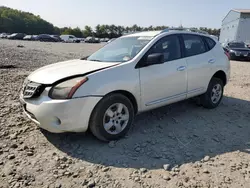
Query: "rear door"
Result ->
[[181, 34, 215, 98]]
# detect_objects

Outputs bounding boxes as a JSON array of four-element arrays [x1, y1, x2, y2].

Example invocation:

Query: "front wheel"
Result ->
[[89, 94, 135, 141], [200, 78, 224, 109]]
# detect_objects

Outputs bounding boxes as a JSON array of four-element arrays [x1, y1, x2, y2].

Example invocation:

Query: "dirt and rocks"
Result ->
[[0, 39, 250, 188]]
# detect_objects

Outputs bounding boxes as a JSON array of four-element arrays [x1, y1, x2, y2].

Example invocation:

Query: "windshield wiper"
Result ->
[[88, 59, 102, 62], [80, 56, 89, 60], [80, 57, 103, 62]]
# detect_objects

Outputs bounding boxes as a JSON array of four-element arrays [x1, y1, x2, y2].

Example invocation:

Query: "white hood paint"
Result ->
[[28, 59, 117, 84]]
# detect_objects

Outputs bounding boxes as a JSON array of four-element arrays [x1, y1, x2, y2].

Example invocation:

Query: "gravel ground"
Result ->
[[0, 39, 250, 188]]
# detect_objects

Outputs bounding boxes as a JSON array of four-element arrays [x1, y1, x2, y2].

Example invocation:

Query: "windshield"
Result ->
[[229, 42, 246, 48], [87, 36, 153, 62]]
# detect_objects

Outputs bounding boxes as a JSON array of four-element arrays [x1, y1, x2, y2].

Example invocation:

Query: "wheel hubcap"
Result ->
[[211, 84, 222, 104], [103, 103, 129, 135]]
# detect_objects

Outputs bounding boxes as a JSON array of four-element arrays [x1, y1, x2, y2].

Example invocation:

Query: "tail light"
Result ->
[[224, 51, 230, 60]]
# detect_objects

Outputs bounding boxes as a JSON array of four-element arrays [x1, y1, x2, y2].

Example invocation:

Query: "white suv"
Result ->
[[60, 35, 80, 43], [20, 29, 230, 141]]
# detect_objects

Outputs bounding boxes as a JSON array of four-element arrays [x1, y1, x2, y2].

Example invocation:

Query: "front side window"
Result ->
[[87, 36, 153, 62], [183, 34, 206, 57], [148, 35, 181, 62]]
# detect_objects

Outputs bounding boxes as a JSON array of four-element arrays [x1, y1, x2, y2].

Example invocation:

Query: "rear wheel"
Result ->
[[89, 94, 134, 141], [200, 78, 224, 109]]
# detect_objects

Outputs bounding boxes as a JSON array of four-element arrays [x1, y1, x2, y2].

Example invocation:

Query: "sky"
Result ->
[[1, 0, 250, 29]]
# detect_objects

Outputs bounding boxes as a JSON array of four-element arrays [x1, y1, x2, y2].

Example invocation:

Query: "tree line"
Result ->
[[0, 6, 220, 38], [0, 6, 55, 34]]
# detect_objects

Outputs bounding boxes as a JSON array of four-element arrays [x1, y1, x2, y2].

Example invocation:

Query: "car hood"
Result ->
[[28, 59, 118, 84], [231, 48, 250, 51]]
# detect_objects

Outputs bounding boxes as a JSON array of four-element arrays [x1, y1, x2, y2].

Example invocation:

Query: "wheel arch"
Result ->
[[212, 70, 227, 86], [104, 90, 138, 114]]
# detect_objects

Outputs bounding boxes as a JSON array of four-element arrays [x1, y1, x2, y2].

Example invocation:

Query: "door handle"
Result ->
[[208, 59, 216, 64], [177, 66, 186, 71]]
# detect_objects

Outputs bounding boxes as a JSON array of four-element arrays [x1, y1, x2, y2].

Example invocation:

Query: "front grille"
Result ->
[[242, 52, 248, 56], [235, 51, 249, 56], [235, 51, 241, 56], [23, 81, 45, 99]]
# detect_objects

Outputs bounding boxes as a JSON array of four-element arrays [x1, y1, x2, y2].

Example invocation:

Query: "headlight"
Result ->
[[49, 77, 88, 99], [229, 50, 235, 53]]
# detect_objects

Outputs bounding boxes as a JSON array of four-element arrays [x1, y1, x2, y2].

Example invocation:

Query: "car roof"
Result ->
[[123, 31, 162, 37], [122, 29, 211, 38]]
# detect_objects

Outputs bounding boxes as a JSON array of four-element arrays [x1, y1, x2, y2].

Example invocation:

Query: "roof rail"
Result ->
[[160, 27, 209, 35], [122, 31, 141, 36], [161, 28, 170, 33]]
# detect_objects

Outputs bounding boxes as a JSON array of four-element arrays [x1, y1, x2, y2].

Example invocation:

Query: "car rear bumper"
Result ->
[[230, 53, 250, 60], [20, 96, 102, 133]]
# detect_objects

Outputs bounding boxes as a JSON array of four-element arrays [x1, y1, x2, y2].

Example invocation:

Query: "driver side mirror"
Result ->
[[146, 53, 164, 66]]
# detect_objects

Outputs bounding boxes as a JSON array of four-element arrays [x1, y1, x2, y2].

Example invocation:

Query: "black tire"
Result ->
[[89, 93, 135, 141], [200, 77, 224, 109]]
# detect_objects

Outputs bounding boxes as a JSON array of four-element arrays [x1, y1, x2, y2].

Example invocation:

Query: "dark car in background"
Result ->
[[223, 42, 250, 61], [36, 34, 60, 42], [50, 35, 63, 42], [7, 33, 26, 40]]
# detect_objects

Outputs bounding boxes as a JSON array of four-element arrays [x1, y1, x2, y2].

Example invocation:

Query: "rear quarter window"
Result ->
[[205, 37, 216, 50]]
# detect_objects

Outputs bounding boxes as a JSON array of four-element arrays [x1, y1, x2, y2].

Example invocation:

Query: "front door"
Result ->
[[139, 35, 188, 111]]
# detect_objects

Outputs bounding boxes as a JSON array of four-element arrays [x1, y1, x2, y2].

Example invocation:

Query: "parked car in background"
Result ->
[[85, 37, 100, 43], [36, 34, 60, 42], [0, 33, 10, 38], [7, 33, 26, 40], [107, 38, 116, 43], [77, 38, 85, 42], [223, 41, 250, 60], [95, 38, 100, 43], [20, 30, 230, 141], [51, 35, 63, 42], [100, 38, 110, 42], [60, 35, 80, 43], [246, 43, 250, 49], [100, 38, 105, 42], [23, 35, 38, 41]]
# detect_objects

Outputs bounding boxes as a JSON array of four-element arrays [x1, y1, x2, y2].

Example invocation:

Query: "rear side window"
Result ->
[[205, 37, 216, 49], [182, 34, 206, 57]]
